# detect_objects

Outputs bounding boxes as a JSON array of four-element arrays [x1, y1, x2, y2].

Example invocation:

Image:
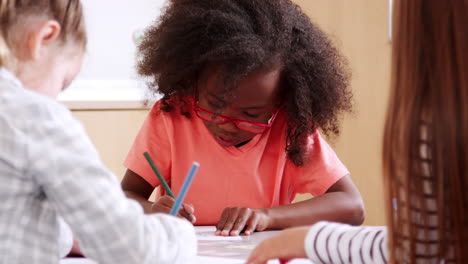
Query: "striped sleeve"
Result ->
[[304, 221, 388, 264]]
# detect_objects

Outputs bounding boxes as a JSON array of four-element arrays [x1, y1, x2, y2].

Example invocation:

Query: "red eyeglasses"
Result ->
[[193, 91, 279, 134]]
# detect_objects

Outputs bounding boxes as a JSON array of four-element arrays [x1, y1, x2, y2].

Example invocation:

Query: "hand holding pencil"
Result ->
[[151, 195, 196, 223], [144, 152, 197, 223]]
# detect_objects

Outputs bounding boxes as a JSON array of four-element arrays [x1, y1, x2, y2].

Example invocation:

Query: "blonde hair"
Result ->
[[384, 0, 468, 263], [0, 0, 86, 67]]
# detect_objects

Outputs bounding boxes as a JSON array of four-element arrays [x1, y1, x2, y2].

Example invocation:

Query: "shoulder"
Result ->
[[0, 82, 90, 170], [147, 97, 194, 125], [304, 131, 332, 155], [285, 130, 344, 171], [0, 85, 82, 138]]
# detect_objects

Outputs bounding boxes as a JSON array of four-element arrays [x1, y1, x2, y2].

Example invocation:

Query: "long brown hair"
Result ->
[[384, 0, 468, 263], [0, 0, 86, 67]]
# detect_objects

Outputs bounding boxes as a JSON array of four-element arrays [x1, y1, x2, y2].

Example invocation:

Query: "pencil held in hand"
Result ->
[[144, 152, 196, 222], [143, 152, 175, 198], [151, 195, 197, 223], [170, 162, 200, 216]]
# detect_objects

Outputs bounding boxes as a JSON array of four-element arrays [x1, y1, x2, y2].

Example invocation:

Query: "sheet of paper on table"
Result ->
[[193, 256, 313, 264], [60, 226, 314, 264], [196, 226, 242, 241], [61, 257, 312, 264], [60, 258, 97, 264]]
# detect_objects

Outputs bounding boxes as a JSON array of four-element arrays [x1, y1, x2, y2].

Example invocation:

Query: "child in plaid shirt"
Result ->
[[0, 1, 195, 263]]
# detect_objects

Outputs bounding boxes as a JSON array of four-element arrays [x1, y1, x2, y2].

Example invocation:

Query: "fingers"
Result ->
[[151, 196, 196, 223], [216, 207, 262, 236], [157, 195, 175, 206], [230, 208, 251, 236], [219, 207, 240, 236], [180, 204, 196, 223], [247, 249, 293, 264], [244, 212, 260, 236], [247, 235, 291, 264], [248, 227, 310, 264], [215, 209, 230, 235], [151, 195, 175, 214], [182, 203, 195, 214], [246, 240, 270, 264], [179, 210, 196, 223]]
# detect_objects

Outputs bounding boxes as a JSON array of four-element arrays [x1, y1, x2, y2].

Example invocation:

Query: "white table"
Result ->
[[61, 226, 313, 264]]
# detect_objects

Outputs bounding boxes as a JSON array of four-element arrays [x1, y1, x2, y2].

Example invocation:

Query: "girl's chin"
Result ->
[[215, 135, 237, 147]]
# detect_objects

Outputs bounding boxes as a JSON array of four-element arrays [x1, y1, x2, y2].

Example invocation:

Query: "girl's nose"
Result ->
[[217, 121, 239, 133]]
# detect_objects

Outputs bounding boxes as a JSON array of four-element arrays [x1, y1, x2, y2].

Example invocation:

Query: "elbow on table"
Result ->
[[348, 197, 365, 225]]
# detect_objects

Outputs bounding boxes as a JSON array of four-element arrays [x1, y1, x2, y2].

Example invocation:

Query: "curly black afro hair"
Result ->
[[137, 0, 352, 166]]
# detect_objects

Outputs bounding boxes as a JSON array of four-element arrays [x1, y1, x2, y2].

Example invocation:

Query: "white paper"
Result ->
[[196, 226, 242, 241], [197, 231, 243, 241], [193, 256, 244, 264], [60, 257, 312, 264], [60, 258, 97, 264]]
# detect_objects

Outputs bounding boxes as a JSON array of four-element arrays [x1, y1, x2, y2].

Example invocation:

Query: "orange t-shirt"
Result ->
[[124, 99, 348, 225]]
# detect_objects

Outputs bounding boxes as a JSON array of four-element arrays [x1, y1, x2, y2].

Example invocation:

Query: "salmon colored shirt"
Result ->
[[124, 99, 349, 225]]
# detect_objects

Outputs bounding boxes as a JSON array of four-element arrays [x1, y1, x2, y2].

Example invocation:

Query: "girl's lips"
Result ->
[[215, 135, 236, 147]]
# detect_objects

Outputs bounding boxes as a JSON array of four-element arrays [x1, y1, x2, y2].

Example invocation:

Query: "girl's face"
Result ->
[[197, 69, 282, 147]]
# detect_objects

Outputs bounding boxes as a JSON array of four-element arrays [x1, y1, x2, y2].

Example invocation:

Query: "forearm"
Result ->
[[124, 190, 154, 213], [265, 191, 365, 229]]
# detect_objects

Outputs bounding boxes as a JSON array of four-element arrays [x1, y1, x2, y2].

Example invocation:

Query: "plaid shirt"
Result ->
[[0, 68, 196, 264]]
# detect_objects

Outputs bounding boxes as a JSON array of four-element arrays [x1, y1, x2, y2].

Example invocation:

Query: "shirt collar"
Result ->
[[0, 67, 24, 89]]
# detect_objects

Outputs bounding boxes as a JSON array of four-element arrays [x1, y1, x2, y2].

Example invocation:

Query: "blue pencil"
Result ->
[[170, 162, 200, 216]]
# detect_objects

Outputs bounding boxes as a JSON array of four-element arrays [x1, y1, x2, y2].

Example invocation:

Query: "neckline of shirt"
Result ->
[[0, 68, 24, 90], [194, 113, 265, 157]]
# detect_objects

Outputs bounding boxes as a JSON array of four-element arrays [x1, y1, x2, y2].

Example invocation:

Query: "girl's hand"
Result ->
[[151, 195, 196, 223], [215, 207, 270, 236], [246, 226, 310, 264]]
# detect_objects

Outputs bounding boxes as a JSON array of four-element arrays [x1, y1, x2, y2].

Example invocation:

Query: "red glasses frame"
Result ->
[[193, 89, 279, 134]]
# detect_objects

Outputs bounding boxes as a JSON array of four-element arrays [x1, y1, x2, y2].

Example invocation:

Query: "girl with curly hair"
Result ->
[[122, 0, 364, 236]]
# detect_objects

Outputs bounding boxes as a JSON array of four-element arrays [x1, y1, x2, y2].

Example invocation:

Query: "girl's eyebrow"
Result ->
[[208, 92, 268, 110]]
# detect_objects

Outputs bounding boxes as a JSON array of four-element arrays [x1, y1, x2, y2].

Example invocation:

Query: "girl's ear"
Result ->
[[27, 20, 61, 60]]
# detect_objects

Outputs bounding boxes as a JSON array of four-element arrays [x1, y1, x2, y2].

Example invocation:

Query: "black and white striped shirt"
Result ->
[[304, 221, 388, 264]]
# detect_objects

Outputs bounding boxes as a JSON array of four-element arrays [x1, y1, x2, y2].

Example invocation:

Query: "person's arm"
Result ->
[[266, 175, 364, 228], [246, 222, 388, 264], [31, 104, 196, 264], [121, 102, 195, 222], [215, 175, 364, 236], [121, 169, 155, 213]]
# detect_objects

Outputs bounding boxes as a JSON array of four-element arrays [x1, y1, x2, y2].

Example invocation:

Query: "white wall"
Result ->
[[78, 0, 167, 81]]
